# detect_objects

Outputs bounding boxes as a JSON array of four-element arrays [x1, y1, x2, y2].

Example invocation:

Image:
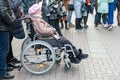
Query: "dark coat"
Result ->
[[9, 0, 25, 39], [0, 0, 15, 31]]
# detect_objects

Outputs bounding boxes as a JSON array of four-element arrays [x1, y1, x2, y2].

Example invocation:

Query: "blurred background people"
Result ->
[[116, 0, 120, 27]]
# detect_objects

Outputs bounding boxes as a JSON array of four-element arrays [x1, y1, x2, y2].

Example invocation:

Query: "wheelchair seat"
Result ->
[[41, 38, 59, 47], [34, 34, 59, 47]]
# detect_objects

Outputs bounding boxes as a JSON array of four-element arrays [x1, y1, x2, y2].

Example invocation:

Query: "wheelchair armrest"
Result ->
[[34, 33, 51, 38]]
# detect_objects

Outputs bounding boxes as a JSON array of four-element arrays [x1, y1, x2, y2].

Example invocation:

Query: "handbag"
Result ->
[[68, 4, 74, 11], [12, 20, 25, 39]]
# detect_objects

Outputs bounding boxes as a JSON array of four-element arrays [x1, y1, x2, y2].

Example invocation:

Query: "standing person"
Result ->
[[103, 0, 115, 29], [67, 0, 75, 28], [60, 0, 69, 30], [83, 0, 91, 29], [74, 0, 84, 30], [95, 0, 111, 30], [47, 0, 64, 36], [82, 0, 89, 29], [41, 0, 50, 23], [7, 0, 25, 69], [116, 0, 120, 26], [90, 0, 94, 14], [63, 0, 69, 30], [0, 0, 15, 79], [94, 0, 102, 27]]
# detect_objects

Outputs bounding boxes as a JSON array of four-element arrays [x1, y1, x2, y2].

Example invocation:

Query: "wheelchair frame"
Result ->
[[19, 16, 76, 75]]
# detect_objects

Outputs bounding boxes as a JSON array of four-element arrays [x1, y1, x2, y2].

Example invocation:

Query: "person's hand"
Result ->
[[53, 32, 60, 40], [88, 3, 91, 6]]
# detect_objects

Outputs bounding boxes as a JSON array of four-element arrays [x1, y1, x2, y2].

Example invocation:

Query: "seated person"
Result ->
[[28, 4, 89, 64]]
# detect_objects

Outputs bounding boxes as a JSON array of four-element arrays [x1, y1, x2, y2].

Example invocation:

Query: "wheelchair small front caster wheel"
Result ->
[[56, 59, 61, 64], [18, 65, 22, 71], [63, 62, 72, 72]]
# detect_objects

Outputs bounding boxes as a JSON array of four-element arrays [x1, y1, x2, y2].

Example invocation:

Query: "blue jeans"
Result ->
[[0, 31, 10, 76], [68, 10, 73, 24], [103, 1, 115, 25]]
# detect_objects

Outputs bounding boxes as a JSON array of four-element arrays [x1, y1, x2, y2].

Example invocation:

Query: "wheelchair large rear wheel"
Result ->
[[20, 40, 56, 75], [21, 37, 31, 51]]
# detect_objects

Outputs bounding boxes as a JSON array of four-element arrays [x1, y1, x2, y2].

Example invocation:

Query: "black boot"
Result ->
[[75, 18, 83, 30], [60, 20, 64, 29], [77, 49, 89, 59], [68, 55, 81, 64], [64, 20, 69, 30]]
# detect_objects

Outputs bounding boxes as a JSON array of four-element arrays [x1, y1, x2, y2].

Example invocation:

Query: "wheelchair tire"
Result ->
[[21, 37, 31, 51], [63, 62, 72, 73], [20, 40, 56, 75]]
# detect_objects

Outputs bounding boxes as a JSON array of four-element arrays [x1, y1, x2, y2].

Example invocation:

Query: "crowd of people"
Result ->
[[0, 0, 120, 79]]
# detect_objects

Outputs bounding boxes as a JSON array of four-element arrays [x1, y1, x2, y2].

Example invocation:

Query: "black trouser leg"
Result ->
[[7, 34, 14, 63], [96, 13, 101, 26], [102, 13, 110, 24], [49, 19, 63, 36], [86, 5, 91, 23], [60, 19, 64, 29], [117, 12, 120, 25], [83, 16, 87, 25], [58, 37, 79, 56], [64, 20, 69, 30]]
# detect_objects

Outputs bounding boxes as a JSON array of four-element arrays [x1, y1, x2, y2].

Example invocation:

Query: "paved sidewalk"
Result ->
[[10, 11, 120, 80]]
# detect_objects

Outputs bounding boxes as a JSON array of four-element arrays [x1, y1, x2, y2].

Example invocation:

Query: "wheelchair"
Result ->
[[19, 16, 77, 75]]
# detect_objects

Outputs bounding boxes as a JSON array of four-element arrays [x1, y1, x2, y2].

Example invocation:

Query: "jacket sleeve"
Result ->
[[13, 0, 22, 11], [0, 0, 15, 26]]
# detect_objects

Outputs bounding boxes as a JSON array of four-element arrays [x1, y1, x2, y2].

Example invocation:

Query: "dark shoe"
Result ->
[[84, 25, 88, 29], [77, 49, 89, 59], [7, 62, 19, 68], [68, 55, 81, 64], [65, 27, 69, 30], [0, 72, 14, 79], [79, 53, 89, 59], [11, 58, 20, 63], [7, 67, 13, 72]]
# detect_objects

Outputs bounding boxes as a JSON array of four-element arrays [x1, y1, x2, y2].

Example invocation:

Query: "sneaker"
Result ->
[[104, 24, 108, 28], [107, 25, 113, 31], [7, 62, 19, 68], [11, 58, 20, 63], [0, 72, 14, 79], [69, 23, 75, 28]]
